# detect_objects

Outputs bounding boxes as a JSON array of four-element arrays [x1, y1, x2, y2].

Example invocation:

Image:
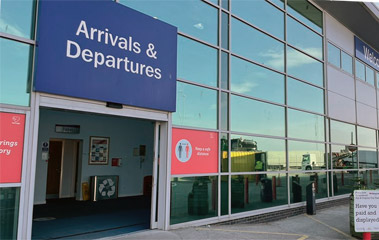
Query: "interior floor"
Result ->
[[32, 196, 151, 239]]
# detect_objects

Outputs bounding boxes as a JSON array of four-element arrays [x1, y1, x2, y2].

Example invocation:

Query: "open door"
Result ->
[[46, 141, 63, 199], [150, 122, 160, 229]]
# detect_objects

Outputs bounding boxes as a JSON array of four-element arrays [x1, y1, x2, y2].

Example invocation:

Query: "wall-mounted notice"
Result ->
[[354, 190, 379, 232], [171, 128, 218, 175], [0, 112, 26, 183]]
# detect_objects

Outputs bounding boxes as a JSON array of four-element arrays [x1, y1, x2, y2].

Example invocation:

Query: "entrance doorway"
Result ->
[[31, 108, 164, 239]]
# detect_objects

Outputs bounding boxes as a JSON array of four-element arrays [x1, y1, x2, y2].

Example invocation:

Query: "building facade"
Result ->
[[0, 0, 378, 239]]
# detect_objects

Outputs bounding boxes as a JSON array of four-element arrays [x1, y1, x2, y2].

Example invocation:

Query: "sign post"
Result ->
[[354, 190, 379, 240]]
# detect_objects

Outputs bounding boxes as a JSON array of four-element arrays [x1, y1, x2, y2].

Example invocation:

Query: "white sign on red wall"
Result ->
[[171, 128, 218, 175], [0, 112, 26, 183]]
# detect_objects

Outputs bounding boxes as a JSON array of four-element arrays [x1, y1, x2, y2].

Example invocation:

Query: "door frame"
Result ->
[[22, 93, 171, 239]]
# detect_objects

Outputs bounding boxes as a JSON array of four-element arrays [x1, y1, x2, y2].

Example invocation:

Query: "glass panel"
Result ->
[[332, 171, 359, 196], [231, 18, 285, 72], [177, 36, 218, 87], [231, 95, 285, 137], [231, 134, 286, 172], [221, 133, 229, 172], [120, 0, 218, 45], [232, 0, 284, 39], [170, 176, 217, 224], [173, 82, 217, 129], [330, 120, 356, 145], [327, 43, 340, 67], [361, 170, 379, 189], [231, 56, 285, 104], [377, 72, 379, 88], [287, 46, 324, 86], [366, 67, 375, 86], [0, 0, 35, 39], [357, 126, 376, 148], [221, 51, 229, 89], [269, 0, 284, 9], [355, 60, 365, 81], [287, 0, 323, 34], [287, 77, 324, 114], [209, 0, 218, 5], [288, 109, 325, 142], [0, 38, 31, 106], [288, 141, 326, 171], [289, 172, 327, 203], [221, 175, 229, 215], [341, 51, 353, 75], [231, 173, 288, 214], [358, 148, 378, 169], [221, 11, 229, 50], [0, 188, 20, 240], [221, 92, 228, 130], [221, 0, 229, 10], [287, 16, 323, 60], [331, 145, 358, 169]]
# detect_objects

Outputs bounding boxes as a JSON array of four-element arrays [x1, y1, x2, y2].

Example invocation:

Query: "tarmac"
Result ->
[[101, 203, 373, 240]]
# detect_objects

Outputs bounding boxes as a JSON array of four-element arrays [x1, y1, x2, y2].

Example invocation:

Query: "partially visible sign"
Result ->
[[35, 0, 177, 112], [354, 190, 379, 232], [0, 112, 26, 183], [171, 128, 218, 175], [355, 36, 379, 71], [55, 125, 80, 134]]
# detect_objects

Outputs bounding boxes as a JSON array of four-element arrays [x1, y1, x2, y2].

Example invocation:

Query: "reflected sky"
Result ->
[[330, 120, 356, 145], [231, 56, 284, 104], [0, 38, 31, 106], [341, 51, 353, 75], [173, 82, 217, 129], [355, 60, 365, 81], [357, 126, 376, 148], [288, 109, 325, 142], [120, 0, 218, 45]]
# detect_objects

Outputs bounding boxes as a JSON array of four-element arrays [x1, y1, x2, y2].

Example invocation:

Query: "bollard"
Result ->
[[306, 182, 316, 215], [362, 232, 371, 240], [272, 176, 277, 200], [245, 177, 249, 204]]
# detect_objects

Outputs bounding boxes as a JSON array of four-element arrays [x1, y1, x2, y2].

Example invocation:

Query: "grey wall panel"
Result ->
[[327, 65, 355, 99], [328, 91, 356, 123], [325, 14, 354, 55], [357, 102, 377, 129], [356, 80, 376, 108]]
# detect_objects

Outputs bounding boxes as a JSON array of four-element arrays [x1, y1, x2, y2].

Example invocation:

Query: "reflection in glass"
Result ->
[[232, 0, 284, 39], [231, 174, 288, 214], [355, 60, 365, 81], [287, 47, 323, 87], [221, 51, 229, 89], [0, 0, 35, 39], [170, 176, 217, 224], [221, 0, 229, 11], [361, 170, 379, 189], [177, 36, 218, 87], [269, 0, 284, 9], [0, 188, 20, 240], [330, 120, 356, 145], [287, 77, 324, 114], [287, 0, 323, 34], [327, 43, 340, 67], [231, 56, 285, 104], [231, 135, 286, 172], [231, 18, 284, 72], [357, 126, 376, 148], [221, 92, 228, 131], [221, 11, 229, 50], [231, 95, 285, 137], [289, 172, 327, 203], [288, 141, 326, 171], [332, 171, 358, 196], [341, 51, 353, 75], [221, 133, 229, 172], [287, 16, 323, 60], [121, 0, 218, 45], [331, 145, 357, 169], [173, 82, 217, 129], [0, 38, 31, 106], [288, 109, 325, 142], [366, 67, 375, 86], [221, 175, 229, 215], [358, 148, 378, 169]]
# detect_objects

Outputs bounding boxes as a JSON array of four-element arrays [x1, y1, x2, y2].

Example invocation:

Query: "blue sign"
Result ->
[[35, 0, 177, 112], [355, 36, 379, 72]]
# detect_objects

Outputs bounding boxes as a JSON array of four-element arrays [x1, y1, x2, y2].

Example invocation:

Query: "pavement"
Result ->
[[101, 203, 371, 240]]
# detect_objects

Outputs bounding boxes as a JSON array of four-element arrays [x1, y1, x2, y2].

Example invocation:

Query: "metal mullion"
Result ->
[[172, 173, 219, 178], [286, 136, 327, 145], [171, 125, 219, 133], [0, 33, 35, 45], [287, 43, 324, 63], [229, 131, 286, 141], [286, 12, 323, 38], [230, 53, 286, 76], [177, 78, 218, 91], [287, 74, 325, 90], [177, 31, 218, 50], [217, 2, 222, 219], [265, 0, 285, 13]]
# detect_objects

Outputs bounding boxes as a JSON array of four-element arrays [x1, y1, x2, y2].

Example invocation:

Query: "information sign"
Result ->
[[354, 190, 379, 232]]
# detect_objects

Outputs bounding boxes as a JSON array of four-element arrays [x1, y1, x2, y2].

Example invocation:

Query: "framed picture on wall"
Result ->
[[89, 137, 110, 165]]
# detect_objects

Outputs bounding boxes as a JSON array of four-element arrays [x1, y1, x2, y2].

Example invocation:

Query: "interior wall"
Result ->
[[34, 108, 154, 204]]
